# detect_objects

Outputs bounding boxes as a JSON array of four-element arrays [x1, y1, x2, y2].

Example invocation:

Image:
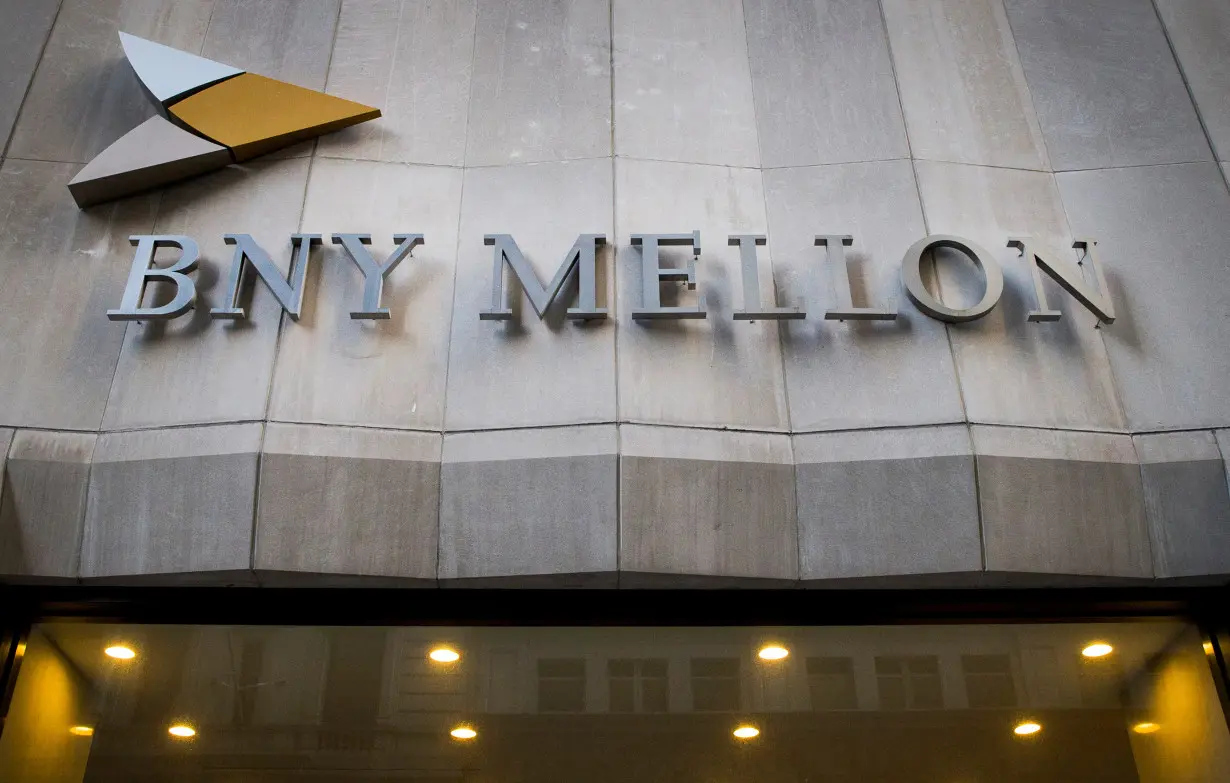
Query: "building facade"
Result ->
[[1, 0, 1230, 780]]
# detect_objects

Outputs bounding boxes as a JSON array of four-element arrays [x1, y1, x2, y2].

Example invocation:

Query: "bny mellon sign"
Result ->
[[84, 35, 1115, 332], [107, 231, 1115, 328]]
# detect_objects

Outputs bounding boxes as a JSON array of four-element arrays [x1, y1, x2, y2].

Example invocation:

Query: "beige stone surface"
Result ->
[[0, 160, 156, 430], [269, 159, 463, 430]]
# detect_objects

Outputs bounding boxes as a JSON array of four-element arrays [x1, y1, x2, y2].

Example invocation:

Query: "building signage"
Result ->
[[107, 231, 1114, 327], [68, 34, 379, 208]]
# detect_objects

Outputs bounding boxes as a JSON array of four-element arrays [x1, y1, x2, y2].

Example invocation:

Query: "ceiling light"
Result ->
[[69, 726, 94, 737], [450, 725, 477, 740], [1013, 721, 1042, 736], [733, 725, 760, 739], [168, 724, 196, 738], [1133, 722, 1160, 734], [1204, 641, 1215, 656], [758, 645, 789, 661], [429, 647, 460, 663], [1082, 642, 1113, 658], [104, 645, 136, 660]]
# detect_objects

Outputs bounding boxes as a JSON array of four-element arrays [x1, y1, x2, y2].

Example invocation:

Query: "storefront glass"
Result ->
[[1, 620, 1228, 782]]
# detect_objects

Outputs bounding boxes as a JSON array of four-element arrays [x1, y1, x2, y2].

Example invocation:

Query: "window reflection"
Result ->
[[0, 622, 1227, 783], [690, 657, 741, 711], [875, 655, 943, 709], [807, 656, 858, 710]]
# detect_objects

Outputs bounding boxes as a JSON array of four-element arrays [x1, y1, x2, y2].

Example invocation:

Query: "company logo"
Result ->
[[68, 33, 380, 208]]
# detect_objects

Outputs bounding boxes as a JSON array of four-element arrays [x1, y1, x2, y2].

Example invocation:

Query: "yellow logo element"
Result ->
[[69, 33, 379, 208]]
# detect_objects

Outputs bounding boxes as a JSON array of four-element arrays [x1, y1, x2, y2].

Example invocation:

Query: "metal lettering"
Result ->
[[816, 234, 897, 321], [901, 234, 1004, 323], [1008, 236, 1115, 325], [480, 234, 607, 321], [332, 233, 424, 320], [731, 235, 803, 320], [630, 231, 705, 320], [107, 235, 200, 321], [211, 233, 322, 321]]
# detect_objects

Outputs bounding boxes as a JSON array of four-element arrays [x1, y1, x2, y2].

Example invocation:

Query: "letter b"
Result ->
[[107, 235, 200, 321]]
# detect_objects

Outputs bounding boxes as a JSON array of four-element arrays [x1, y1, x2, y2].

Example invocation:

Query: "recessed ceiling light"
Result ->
[[450, 725, 477, 740], [104, 645, 136, 660], [69, 726, 95, 737], [168, 724, 196, 738], [1133, 722, 1160, 734], [429, 647, 461, 663], [1082, 642, 1113, 658], [1204, 641, 1215, 656], [1013, 721, 1042, 736], [733, 725, 760, 739], [758, 645, 789, 661]]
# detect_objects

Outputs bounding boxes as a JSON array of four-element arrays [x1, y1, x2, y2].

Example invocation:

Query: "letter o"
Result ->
[[900, 234, 1004, 323]]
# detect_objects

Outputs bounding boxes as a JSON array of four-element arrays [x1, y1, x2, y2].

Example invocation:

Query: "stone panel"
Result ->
[[0, 431, 95, 581], [881, 0, 1048, 170], [81, 423, 260, 582], [102, 157, 310, 430], [1136, 431, 1230, 580], [743, 0, 908, 168], [269, 159, 462, 430], [1056, 163, 1230, 431], [439, 426, 617, 585], [465, 0, 610, 166], [763, 161, 963, 431], [620, 425, 797, 584], [316, 0, 477, 165], [0, 160, 156, 430], [0, 0, 59, 152], [1155, 0, 1230, 161], [915, 161, 1124, 431], [445, 158, 615, 430], [8, 0, 215, 164], [1002, 0, 1210, 170], [613, 0, 759, 166], [1219, 429, 1230, 495], [795, 426, 980, 581], [200, 0, 340, 89], [256, 423, 440, 583], [616, 159, 787, 430], [973, 426, 1152, 579]]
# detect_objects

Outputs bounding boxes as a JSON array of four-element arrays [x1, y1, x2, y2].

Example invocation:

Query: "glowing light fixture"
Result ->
[[168, 724, 196, 738], [429, 647, 461, 663], [1204, 641, 1215, 656], [1133, 722, 1160, 735], [69, 726, 95, 737], [450, 725, 477, 740], [104, 645, 136, 660], [758, 645, 789, 661], [1013, 721, 1042, 736], [733, 725, 760, 739], [1082, 642, 1113, 658]]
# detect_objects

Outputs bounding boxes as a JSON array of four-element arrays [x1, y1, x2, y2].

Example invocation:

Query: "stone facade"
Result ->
[[1, 0, 1229, 586]]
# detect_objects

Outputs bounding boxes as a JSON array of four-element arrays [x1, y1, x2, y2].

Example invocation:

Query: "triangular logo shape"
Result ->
[[69, 33, 380, 208], [118, 32, 244, 107]]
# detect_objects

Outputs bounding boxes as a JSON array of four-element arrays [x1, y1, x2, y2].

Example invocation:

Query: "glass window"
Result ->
[[537, 658, 585, 712], [875, 655, 943, 709], [807, 656, 858, 710], [1, 622, 1227, 783], [962, 653, 1017, 708], [691, 657, 740, 711], [609, 658, 668, 713]]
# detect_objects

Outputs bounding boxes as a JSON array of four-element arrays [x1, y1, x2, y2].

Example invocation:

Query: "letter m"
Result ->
[[480, 234, 607, 321]]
